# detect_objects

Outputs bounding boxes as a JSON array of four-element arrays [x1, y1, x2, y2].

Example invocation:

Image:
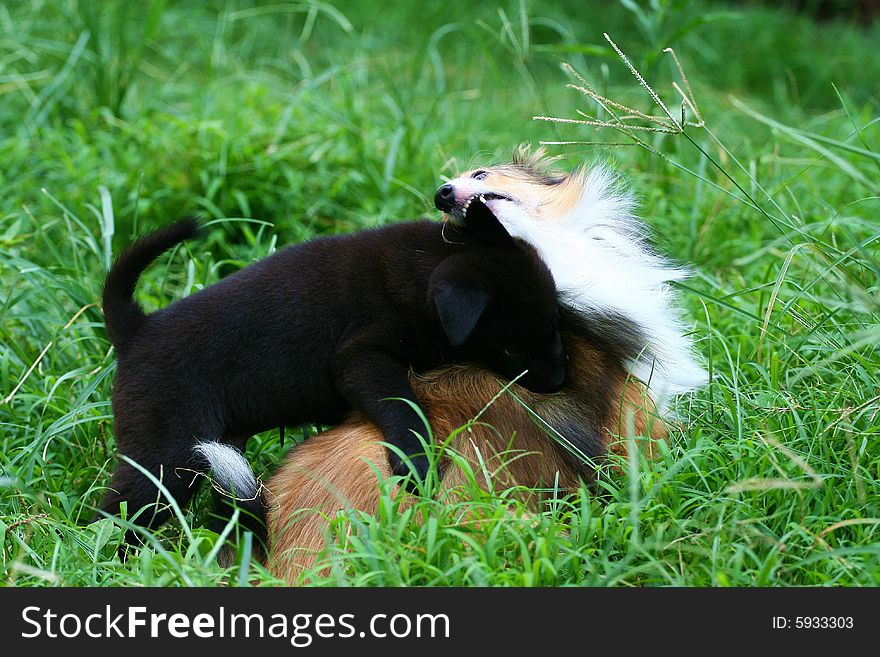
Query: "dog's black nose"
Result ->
[[434, 184, 456, 212]]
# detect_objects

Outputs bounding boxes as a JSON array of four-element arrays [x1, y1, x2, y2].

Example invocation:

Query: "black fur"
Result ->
[[557, 304, 646, 365], [102, 218, 202, 350], [100, 202, 566, 538], [546, 418, 605, 465]]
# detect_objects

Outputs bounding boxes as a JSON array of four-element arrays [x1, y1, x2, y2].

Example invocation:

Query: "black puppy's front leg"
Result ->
[[332, 339, 432, 483]]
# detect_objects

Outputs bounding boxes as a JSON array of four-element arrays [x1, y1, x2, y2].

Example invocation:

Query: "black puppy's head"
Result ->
[[430, 199, 566, 393]]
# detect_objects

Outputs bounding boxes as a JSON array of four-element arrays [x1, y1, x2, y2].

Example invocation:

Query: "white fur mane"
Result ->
[[487, 166, 707, 409]]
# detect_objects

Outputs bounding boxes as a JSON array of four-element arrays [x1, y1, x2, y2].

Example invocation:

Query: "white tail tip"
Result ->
[[193, 441, 258, 499]]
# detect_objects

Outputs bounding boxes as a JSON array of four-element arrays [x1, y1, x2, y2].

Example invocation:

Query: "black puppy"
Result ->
[[99, 201, 566, 534]]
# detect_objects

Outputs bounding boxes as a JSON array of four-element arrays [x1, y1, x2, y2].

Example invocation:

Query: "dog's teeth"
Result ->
[[479, 194, 486, 203]]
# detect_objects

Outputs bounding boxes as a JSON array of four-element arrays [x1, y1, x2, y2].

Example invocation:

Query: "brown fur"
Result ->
[[266, 330, 667, 584]]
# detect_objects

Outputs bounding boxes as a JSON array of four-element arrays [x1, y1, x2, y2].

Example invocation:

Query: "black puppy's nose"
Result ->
[[547, 366, 567, 393], [434, 184, 456, 212]]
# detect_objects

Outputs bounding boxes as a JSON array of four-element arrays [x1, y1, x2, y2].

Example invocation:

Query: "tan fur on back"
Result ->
[[266, 334, 667, 584]]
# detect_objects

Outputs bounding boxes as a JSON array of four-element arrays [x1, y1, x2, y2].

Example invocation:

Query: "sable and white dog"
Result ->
[[434, 149, 706, 407], [214, 148, 706, 581]]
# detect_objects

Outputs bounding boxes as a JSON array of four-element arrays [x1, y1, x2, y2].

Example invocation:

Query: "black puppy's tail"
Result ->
[[193, 441, 268, 556], [102, 218, 201, 350]]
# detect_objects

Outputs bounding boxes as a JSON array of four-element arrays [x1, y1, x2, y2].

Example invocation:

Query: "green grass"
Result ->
[[1, 0, 878, 586]]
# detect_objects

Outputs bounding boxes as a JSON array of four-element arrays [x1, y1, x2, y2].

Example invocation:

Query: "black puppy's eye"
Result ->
[[503, 346, 523, 358], [471, 170, 489, 180]]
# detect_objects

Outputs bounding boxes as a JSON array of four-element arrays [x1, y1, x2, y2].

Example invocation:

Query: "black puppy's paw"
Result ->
[[388, 449, 431, 492]]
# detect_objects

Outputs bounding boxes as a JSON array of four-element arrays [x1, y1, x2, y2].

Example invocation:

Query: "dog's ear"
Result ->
[[465, 200, 515, 249], [432, 280, 491, 347]]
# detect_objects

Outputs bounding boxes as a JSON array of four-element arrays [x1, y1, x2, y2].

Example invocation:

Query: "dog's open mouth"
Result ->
[[457, 193, 510, 222], [455, 195, 504, 236]]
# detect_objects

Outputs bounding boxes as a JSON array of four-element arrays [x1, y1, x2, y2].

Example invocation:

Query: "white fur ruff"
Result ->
[[194, 441, 258, 499], [486, 167, 707, 409]]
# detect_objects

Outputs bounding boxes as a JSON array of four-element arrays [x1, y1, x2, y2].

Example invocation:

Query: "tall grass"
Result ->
[[1, 0, 878, 586]]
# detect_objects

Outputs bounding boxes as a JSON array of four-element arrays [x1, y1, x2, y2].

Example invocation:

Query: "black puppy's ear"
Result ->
[[465, 200, 515, 249], [432, 280, 491, 347]]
